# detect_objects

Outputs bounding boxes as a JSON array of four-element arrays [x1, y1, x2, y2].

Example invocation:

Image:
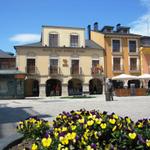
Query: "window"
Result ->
[[113, 58, 121, 71], [71, 59, 79, 74], [92, 60, 99, 67], [50, 59, 58, 74], [70, 35, 79, 47], [112, 39, 121, 52], [92, 60, 101, 74], [130, 58, 137, 71], [27, 59, 35, 74], [0, 58, 15, 69], [49, 34, 58, 47], [129, 40, 137, 52]]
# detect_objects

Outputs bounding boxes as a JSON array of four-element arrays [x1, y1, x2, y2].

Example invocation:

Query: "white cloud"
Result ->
[[10, 33, 40, 44], [130, 14, 150, 35], [130, 0, 150, 36], [140, 0, 150, 9]]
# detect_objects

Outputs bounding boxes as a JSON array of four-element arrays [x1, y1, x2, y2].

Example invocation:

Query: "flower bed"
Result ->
[[17, 109, 150, 150]]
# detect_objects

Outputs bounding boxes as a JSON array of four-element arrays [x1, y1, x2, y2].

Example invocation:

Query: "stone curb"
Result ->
[[0, 133, 23, 150]]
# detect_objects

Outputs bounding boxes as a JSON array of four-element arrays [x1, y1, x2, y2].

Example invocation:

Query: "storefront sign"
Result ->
[[15, 74, 26, 79]]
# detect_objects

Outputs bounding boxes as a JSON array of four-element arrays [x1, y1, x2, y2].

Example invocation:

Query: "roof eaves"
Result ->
[[42, 25, 85, 30]]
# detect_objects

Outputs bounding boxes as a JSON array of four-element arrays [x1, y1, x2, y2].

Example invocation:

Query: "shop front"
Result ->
[[0, 70, 25, 99]]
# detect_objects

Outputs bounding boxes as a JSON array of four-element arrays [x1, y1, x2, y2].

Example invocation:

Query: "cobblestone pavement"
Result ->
[[0, 95, 150, 147]]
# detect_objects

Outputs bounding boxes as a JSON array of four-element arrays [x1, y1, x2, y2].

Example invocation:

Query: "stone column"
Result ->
[[83, 84, 89, 94], [62, 84, 68, 96], [39, 84, 46, 97], [102, 83, 105, 95]]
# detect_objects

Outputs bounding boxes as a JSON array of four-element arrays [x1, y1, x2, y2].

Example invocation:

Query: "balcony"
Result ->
[[70, 66, 82, 75], [129, 51, 139, 56], [112, 51, 122, 56], [91, 66, 103, 75], [26, 66, 38, 75], [0, 65, 16, 70], [113, 65, 123, 73], [129, 66, 140, 73], [49, 66, 60, 75]]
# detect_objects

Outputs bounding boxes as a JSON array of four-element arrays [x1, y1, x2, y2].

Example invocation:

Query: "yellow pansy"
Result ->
[[86, 145, 94, 150], [62, 147, 69, 150], [137, 122, 143, 128], [81, 137, 86, 145], [66, 132, 76, 140], [29, 118, 36, 124], [78, 118, 84, 124], [42, 137, 52, 147], [46, 121, 51, 127], [100, 123, 107, 129], [76, 111, 81, 115], [32, 143, 38, 150], [113, 114, 119, 119], [71, 125, 76, 130], [84, 124, 87, 129], [57, 143, 63, 150], [87, 120, 94, 126], [62, 127, 67, 132], [95, 118, 102, 124], [126, 117, 131, 124], [146, 139, 150, 147], [109, 118, 116, 124], [56, 115, 61, 120], [128, 132, 137, 140], [36, 120, 42, 128], [54, 131, 58, 138], [63, 115, 67, 119], [59, 136, 69, 145]]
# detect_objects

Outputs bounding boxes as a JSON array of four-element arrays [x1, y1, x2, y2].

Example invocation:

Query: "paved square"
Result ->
[[0, 95, 150, 146]]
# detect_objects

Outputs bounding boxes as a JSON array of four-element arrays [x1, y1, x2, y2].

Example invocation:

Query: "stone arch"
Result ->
[[24, 79, 39, 97], [68, 78, 82, 96], [46, 79, 61, 96], [89, 78, 103, 95]]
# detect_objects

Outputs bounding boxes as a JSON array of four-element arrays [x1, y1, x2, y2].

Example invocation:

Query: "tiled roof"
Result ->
[[15, 40, 103, 49], [0, 50, 15, 58], [97, 31, 141, 37], [85, 40, 103, 49], [141, 36, 150, 47], [42, 25, 85, 30]]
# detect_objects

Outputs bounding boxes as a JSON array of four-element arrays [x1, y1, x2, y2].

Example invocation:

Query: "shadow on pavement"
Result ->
[[0, 106, 52, 124], [0, 105, 52, 139]]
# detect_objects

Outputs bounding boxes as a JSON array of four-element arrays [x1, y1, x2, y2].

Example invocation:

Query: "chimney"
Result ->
[[94, 22, 99, 31], [116, 23, 121, 31], [87, 25, 91, 40]]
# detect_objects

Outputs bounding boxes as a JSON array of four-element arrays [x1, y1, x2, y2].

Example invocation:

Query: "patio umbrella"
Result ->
[[112, 74, 138, 80], [138, 74, 150, 79]]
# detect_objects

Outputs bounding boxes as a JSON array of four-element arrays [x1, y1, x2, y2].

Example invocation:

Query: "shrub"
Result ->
[[17, 109, 150, 150]]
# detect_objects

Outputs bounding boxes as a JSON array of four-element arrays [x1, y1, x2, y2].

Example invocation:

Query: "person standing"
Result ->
[[105, 78, 113, 101]]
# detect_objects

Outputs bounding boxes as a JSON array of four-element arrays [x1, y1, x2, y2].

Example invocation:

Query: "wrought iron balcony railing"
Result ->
[[49, 66, 60, 75], [129, 65, 140, 73], [70, 66, 82, 75], [26, 66, 39, 74], [113, 65, 124, 72], [91, 66, 103, 75]]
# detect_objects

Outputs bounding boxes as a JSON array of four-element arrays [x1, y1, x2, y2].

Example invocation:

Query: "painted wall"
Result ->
[[16, 47, 104, 85], [91, 31, 141, 78], [42, 27, 85, 47], [141, 47, 150, 74], [91, 31, 105, 48]]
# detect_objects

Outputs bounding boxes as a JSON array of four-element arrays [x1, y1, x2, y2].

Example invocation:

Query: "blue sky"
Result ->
[[0, 0, 150, 53]]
